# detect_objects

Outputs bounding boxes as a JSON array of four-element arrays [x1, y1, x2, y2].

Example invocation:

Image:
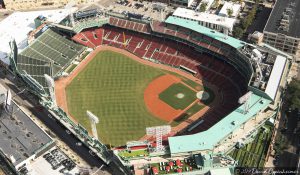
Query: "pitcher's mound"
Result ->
[[176, 93, 185, 99]]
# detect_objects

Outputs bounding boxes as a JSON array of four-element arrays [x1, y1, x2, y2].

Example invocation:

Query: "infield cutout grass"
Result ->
[[159, 83, 197, 110]]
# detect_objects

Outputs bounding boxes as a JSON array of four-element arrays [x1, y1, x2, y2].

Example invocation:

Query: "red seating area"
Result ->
[[72, 28, 104, 48], [151, 20, 230, 57], [102, 26, 246, 88], [72, 33, 95, 48]]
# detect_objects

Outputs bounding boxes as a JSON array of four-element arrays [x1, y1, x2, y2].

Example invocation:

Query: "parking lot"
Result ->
[[102, 0, 175, 21]]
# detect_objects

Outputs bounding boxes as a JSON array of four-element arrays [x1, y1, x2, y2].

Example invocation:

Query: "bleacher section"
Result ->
[[17, 29, 85, 93], [71, 23, 248, 132], [73, 17, 109, 33]]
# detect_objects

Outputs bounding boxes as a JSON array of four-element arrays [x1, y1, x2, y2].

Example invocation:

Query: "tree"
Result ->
[[241, 18, 251, 29], [227, 8, 233, 17], [233, 27, 244, 38], [199, 2, 208, 12], [286, 79, 300, 109]]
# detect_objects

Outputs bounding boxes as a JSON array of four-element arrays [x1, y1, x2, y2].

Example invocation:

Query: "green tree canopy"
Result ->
[[200, 2, 208, 12], [227, 8, 233, 17], [233, 27, 244, 38], [287, 79, 300, 109]]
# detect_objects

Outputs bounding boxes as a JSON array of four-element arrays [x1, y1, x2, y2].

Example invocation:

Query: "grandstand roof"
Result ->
[[172, 8, 236, 31], [0, 8, 77, 65], [265, 55, 287, 100], [165, 16, 245, 49], [168, 93, 271, 155]]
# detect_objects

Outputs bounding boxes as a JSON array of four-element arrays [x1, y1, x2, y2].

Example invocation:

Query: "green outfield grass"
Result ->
[[66, 50, 213, 146], [159, 83, 197, 110], [66, 50, 169, 146]]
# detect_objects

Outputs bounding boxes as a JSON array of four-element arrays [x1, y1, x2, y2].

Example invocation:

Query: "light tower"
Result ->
[[238, 91, 252, 114], [44, 74, 57, 108], [146, 125, 171, 152], [5, 90, 12, 111], [86, 110, 99, 140]]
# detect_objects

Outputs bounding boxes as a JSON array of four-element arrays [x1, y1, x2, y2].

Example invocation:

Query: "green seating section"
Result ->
[[17, 28, 85, 93], [73, 18, 109, 33]]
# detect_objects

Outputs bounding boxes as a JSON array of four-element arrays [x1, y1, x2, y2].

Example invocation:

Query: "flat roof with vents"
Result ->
[[0, 96, 53, 167], [264, 0, 300, 38]]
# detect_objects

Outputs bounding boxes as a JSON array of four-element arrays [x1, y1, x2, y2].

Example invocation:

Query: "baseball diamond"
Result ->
[[66, 50, 211, 146], [64, 49, 212, 146]]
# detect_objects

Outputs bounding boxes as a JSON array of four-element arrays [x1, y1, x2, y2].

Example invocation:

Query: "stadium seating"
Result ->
[[108, 17, 151, 34], [151, 20, 234, 58], [18, 29, 85, 91], [71, 21, 249, 133]]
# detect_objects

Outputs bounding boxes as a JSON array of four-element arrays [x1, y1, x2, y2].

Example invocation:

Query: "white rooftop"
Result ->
[[0, 8, 76, 65], [172, 7, 236, 31], [209, 168, 232, 175], [218, 2, 241, 18], [265, 55, 287, 100]]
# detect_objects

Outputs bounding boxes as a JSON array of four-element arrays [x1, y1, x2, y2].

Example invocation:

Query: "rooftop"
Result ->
[[0, 8, 76, 65], [0, 91, 53, 166], [264, 0, 300, 38], [164, 16, 245, 49], [209, 168, 232, 175], [168, 93, 271, 154], [172, 8, 236, 31], [218, 2, 241, 18], [241, 44, 288, 101], [264, 55, 287, 100]]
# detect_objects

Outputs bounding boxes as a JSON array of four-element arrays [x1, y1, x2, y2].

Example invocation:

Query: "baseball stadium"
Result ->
[[5, 7, 291, 175]]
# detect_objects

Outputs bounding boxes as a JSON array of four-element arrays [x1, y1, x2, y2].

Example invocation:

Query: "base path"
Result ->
[[144, 74, 182, 122]]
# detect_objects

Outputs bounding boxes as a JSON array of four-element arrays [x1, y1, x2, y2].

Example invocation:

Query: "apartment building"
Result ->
[[263, 0, 300, 61]]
